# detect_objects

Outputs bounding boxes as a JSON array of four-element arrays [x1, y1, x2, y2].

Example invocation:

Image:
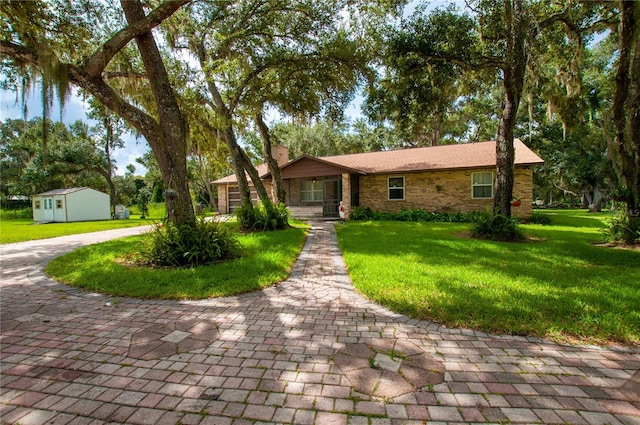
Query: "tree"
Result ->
[[135, 186, 152, 218], [0, 118, 36, 197], [376, 1, 597, 219], [366, 6, 480, 146], [1, 0, 195, 226], [165, 0, 388, 220], [87, 102, 127, 214], [611, 1, 640, 222], [271, 120, 351, 158], [0, 117, 107, 195]]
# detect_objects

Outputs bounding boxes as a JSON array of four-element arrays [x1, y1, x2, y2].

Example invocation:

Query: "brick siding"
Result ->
[[358, 166, 534, 217]]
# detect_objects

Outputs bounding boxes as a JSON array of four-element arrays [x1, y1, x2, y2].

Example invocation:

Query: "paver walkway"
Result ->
[[1, 221, 639, 425]]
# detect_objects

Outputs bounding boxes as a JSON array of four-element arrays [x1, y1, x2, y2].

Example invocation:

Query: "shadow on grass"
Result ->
[[336, 221, 640, 345], [45, 226, 308, 300]]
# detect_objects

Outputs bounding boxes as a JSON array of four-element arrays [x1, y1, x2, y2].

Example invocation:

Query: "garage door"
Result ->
[[227, 186, 258, 213]]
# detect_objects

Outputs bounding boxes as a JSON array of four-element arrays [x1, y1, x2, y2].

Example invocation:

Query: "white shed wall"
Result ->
[[66, 190, 111, 222], [32, 196, 44, 221], [53, 194, 68, 222]]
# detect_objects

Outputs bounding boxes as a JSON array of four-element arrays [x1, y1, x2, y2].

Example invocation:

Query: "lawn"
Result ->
[[0, 203, 167, 244], [45, 223, 309, 299], [335, 209, 640, 346], [0, 218, 156, 244]]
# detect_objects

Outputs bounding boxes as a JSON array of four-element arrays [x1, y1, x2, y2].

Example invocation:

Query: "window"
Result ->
[[388, 176, 405, 200], [472, 172, 493, 199], [56, 199, 63, 209], [48, 199, 53, 209], [35, 200, 41, 209], [301, 180, 323, 202]]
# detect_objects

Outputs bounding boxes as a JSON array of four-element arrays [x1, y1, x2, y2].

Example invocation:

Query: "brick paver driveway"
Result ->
[[1, 221, 639, 424]]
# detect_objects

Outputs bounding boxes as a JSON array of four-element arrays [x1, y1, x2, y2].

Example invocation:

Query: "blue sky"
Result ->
[[1, 86, 149, 176]]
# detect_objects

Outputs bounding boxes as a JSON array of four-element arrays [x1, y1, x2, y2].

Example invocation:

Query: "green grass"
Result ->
[[45, 223, 309, 299], [336, 209, 639, 346], [0, 218, 157, 244], [0, 203, 168, 244]]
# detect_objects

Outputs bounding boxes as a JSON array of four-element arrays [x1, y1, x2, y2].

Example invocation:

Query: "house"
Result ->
[[32, 187, 111, 223], [213, 140, 544, 218]]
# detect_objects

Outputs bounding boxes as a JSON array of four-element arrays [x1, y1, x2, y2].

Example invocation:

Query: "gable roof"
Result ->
[[35, 187, 93, 196], [319, 139, 542, 173], [213, 139, 543, 184]]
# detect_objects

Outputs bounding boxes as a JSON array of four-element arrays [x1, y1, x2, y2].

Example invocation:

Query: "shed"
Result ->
[[32, 187, 111, 223]]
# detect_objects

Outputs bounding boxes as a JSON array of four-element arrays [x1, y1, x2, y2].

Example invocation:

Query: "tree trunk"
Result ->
[[120, 0, 194, 226], [198, 48, 273, 213], [0, 1, 192, 225], [256, 112, 286, 204], [223, 127, 253, 210], [494, 0, 528, 217], [613, 1, 640, 218], [432, 112, 441, 147], [97, 167, 117, 215], [239, 146, 275, 214], [103, 120, 118, 215], [591, 183, 604, 212]]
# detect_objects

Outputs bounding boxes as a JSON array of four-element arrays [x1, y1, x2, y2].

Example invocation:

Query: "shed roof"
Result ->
[[35, 187, 93, 196], [213, 139, 543, 184]]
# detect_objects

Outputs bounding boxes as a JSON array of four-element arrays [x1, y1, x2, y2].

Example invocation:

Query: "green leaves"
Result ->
[[143, 218, 241, 267]]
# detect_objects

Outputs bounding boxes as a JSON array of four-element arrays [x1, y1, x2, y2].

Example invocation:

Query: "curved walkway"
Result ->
[[1, 222, 639, 425]]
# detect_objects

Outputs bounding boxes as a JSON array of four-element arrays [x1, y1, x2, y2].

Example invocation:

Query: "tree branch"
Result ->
[[0, 41, 38, 65], [415, 51, 506, 72], [0, 41, 160, 151], [229, 64, 269, 113], [82, 0, 191, 77], [103, 71, 147, 80]]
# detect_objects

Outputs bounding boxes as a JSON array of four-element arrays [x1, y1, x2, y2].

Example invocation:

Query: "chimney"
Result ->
[[271, 145, 289, 166]]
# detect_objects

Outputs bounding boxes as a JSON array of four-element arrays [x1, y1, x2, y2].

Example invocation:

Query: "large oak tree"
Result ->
[[1, 0, 195, 225]]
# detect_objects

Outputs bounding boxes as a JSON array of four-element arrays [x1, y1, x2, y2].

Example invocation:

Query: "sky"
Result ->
[[0, 84, 366, 177], [0, 86, 149, 176], [0, 0, 463, 176]]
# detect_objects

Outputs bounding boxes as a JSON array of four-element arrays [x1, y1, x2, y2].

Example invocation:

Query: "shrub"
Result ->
[[235, 202, 289, 231], [349, 206, 374, 220], [602, 209, 640, 244], [141, 218, 241, 267], [0, 207, 32, 220], [349, 206, 480, 223], [470, 210, 524, 242], [523, 211, 553, 225]]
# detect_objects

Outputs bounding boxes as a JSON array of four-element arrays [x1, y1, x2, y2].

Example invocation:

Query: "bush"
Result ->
[[142, 218, 241, 267], [523, 211, 553, 225], [349, 206, 375, 220], [470, 211, 524, 242], [0, 207, 32, 220], [235, 202, 289, 231], [602, 209, 640, 244], [349, 206, 480, 223]]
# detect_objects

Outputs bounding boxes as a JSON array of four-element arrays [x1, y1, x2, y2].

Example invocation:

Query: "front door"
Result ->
[[323, 178, 340, 217]]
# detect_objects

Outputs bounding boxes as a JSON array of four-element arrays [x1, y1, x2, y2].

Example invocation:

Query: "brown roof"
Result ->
[[213, 139, 543, 184], [321, 139, 543, 173], [213, 164, 270, 184]]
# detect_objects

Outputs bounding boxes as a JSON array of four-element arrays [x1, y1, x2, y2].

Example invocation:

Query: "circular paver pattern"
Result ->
[[333, 338, 445, 399], [128, 317, 219, 360]]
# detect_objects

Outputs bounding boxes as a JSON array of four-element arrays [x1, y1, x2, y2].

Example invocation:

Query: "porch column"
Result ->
[[219, 184, 229, 214], [341, 173, 351, 216]]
